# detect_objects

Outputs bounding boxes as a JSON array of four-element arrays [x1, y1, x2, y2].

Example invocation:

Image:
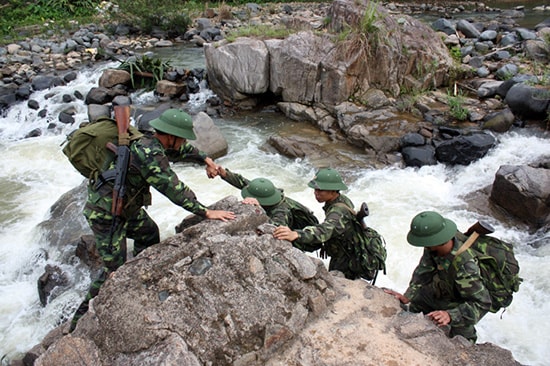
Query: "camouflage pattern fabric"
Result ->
[[70, 136, 209, 331], [403, 237, 492, 342], [292, 194, 365, 280], [222, 169, 318, 229], [165, 140, 208, 163], [221, 168, 250, 190], [453, 232, 521, 313]]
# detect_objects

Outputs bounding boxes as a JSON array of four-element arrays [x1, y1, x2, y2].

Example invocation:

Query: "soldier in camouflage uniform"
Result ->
[[69, 109, 235, 332], [384, 211, 492, 342], [215, 166, 318, 229], [273, 168, 365, 280]]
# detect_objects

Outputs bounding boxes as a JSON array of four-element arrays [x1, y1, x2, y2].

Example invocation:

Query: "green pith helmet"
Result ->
[[241, 178, 282, 206], [307, 168, 348, 191], [149, 109, 196, 140], [407, 211, 457, 247]]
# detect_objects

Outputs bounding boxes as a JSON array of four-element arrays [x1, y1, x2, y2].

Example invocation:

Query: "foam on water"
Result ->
[[0, 62, 549, 365]]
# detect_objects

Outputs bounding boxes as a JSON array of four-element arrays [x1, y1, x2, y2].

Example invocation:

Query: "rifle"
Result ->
[[107, 105, 132, 262]]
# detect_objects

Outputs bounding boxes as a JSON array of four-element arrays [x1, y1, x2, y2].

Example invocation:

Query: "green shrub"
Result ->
[[117, 55, 171, 90], [446, 88, 469, 121]]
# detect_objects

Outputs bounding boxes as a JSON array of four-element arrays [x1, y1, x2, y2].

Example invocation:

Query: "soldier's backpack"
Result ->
[[453, 232, 522, 313], [62, 117, 143, 180], [337, 202, 387, 284], [286, 198, 319, 230]]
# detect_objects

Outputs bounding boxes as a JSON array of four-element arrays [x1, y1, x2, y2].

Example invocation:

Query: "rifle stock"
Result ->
[[111, 106, 132, 216], [108, 106, 132, 259]]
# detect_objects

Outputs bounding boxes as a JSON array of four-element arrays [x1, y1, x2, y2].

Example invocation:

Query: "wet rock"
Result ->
[[402, 145, 437, 167], [505, 83, 550, 119], [85, 86, 114, 105], [435, 132, 496, 165], [490, 165, 550, 228], [28, 99, 40, 110], [37, 264, 70, 306], [98, 69, 131, 88], [482, 109, 516, 133], [31, 75, 64, 91]]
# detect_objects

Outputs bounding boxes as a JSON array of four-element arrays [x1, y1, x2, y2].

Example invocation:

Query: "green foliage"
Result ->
[[225, 24, 293, 42], [449, 46, 462, 62], [117, 55, 171, 90], [0, 0, 98, 41], [359, 0, 381, 35], [446, 88, 469, 121], [112, 0, 192, 35]]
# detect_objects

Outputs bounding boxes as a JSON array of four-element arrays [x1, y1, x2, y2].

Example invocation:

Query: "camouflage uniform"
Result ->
[[71, 136, 209, 330], [292, 194, 363, 280], [403, 236, 492, 342], [222, 169, 317, 229]]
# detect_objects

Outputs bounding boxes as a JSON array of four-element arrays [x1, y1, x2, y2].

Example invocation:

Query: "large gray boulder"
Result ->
[[504, 83, 550, 119], [205, 0, 452, 109], [191, 111, 229, 159], [204, 37, 270, 105], [490, 164, 550, 228], [29, 197, 522, 366]]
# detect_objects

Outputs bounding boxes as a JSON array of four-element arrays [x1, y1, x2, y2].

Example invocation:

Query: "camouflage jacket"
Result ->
[[293, 194, 362, 279], [165, 140, 208, 164], [221, 169, 317, 229], [404, 236, 492, 328], [88, 136, 208, 218]]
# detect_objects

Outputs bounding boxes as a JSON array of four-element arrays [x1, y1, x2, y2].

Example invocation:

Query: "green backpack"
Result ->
[[337, 202, 387, 284], [453, 232, 522, 313], [286, 198, 319, 230], [62, 117, 143, 180]]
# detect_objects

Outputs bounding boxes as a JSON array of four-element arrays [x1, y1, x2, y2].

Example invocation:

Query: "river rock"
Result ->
[[31, 75, 64, 91], [85, 86, 114, 105], [37, 264, 70, 306], [98, 69, 131, 88], [189, 111, 228, 159], [205, 0, 452, 108], [490, 164, 550, 228], [205, 37, 270, 104], [435, 132, 496, 165], [401, 145, 437, 167], [28, 197, 522, 366], [504, 83, 550, 119], [481, 108, 516, 133]]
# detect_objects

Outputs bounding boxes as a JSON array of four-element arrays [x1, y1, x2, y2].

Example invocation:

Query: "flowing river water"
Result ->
[[1, 23, 550, 365]]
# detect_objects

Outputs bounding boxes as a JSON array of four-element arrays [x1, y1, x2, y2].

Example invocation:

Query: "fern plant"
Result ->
[[117, 55, 171, 90]]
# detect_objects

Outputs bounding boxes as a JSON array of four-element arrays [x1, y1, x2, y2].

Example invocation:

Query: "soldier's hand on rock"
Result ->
[[242, 197, 260, 206], [427, 310, 451, 326], [205, 209, 235, 221], [383, 288, 410, 305], [273, 226, 298, 242]]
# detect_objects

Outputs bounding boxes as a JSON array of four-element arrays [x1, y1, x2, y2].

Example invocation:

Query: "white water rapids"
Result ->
[[0, 61, 549, 365]]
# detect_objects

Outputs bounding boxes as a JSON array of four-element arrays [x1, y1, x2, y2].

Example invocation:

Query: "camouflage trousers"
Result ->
[[408, 285, 488, 342], [69, 205, 160, 331]]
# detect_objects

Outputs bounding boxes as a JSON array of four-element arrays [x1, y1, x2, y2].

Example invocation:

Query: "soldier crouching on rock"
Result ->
[[384, 211, 491, 342]]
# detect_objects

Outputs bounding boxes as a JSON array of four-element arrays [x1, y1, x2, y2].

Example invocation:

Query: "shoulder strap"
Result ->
[[333, 202, 356, 216], [455, 232, 479, 257]]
